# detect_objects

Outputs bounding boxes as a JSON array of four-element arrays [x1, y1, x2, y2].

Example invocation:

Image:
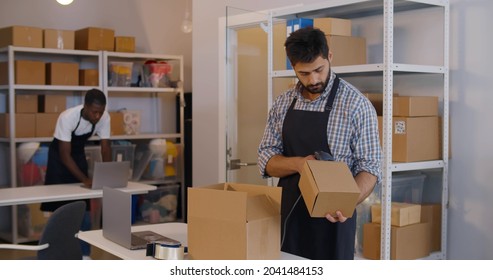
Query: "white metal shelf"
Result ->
[[10, 85, 101, 91], [0, 46, 100, 57], [107, 133, 182, 141], [1, 47, 186, 244], [106, 87, 179, 93], [272, 63, 446, 78], [392, 160, 444, 172], [267, 0, 449, 260], [104, 51, 183, 61], [271, 0, 446, 19]]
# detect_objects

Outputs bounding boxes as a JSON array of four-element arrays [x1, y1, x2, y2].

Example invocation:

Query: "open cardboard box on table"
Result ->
[[187, 183, 281, 260], [299, 160, 360, 217]]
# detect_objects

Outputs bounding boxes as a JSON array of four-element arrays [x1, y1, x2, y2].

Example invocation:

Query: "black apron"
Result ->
[[279, 76, 356, 260], [41, 109, 95, 212]]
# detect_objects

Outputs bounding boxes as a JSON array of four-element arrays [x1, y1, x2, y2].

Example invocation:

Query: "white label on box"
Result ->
[[395, 121, 406, 134]]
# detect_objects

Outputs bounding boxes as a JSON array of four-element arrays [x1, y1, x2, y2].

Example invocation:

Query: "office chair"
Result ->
[[0, 201, 86, 260]]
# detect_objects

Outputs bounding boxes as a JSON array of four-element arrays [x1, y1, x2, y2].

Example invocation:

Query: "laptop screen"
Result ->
[[91, 161, 130, 189], [102, 187, 133, 248]]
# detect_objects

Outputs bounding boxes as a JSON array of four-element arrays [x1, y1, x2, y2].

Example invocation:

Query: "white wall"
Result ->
[[447, 0, 493, 259], [0, 0, 192, 92], [193, 0, 493, 259]]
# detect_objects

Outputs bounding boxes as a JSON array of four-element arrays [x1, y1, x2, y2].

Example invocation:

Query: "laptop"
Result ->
[[102, 187, 180, 250], [89, 161, 131, 189]]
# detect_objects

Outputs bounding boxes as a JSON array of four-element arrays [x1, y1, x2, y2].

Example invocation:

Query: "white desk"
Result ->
[[0, 182, 156, 207], [78, 223, 306, 260]]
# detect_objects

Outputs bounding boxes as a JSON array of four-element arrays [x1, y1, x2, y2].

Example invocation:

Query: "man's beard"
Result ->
[[303, 72, 331, 94]]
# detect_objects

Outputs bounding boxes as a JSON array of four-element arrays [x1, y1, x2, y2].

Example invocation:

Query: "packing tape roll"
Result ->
[[146, 242, 184, 260]]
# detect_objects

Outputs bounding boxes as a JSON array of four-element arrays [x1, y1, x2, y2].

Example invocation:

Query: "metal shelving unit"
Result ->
[[266, 0, 449, 260], [0, 47, 186, 243], [102, 51, 186, 222], [0, 46, 102, 244]]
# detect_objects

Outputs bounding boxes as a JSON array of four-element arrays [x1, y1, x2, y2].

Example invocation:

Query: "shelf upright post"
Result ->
[[441, 0, 450, 260], [380, 0, 395, 260], [102, 51, 109, 107], [178, 54, 186, 221], [7, 46, 20, 244]]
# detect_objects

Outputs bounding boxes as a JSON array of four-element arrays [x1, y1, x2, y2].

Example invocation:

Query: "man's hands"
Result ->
[[325, 211, 348, 223], [81, 178, 93, 189]]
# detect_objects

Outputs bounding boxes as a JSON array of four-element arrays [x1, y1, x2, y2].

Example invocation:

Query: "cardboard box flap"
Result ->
[[246, 194, 279, 222], [226, 182, 282, 212], [188, 184, 247, 221], [308, 160, 360, 194], [300, 162, 319, 213]]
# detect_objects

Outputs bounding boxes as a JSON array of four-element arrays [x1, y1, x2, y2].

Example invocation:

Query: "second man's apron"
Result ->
[[41, 109, 95, 212]]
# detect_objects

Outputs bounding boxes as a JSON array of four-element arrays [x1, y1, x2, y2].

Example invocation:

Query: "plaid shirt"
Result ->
[[257, 71, 382, 182]]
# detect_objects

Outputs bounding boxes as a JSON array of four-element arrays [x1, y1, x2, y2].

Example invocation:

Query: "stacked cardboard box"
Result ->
[[79, 69, 99, 86], [0, 113, 36, 138], [43, 29, 75, 50], [46, 62, 79, 85], [0, 60, 46, 85], [369, 95, 440, 162], [420, 203, 442, 252], [314, 17, 366, 66], [114, 36, 135, 53], [285, 18, 366, 68], [363, 202, 431, 259], [1, 25, 136, 52], [75, 27, 115, 51], [0, 26, 43, 48]]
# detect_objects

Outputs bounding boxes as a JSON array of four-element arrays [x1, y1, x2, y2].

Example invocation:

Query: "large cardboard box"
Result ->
[[75, 27, 115, 51], [15, 95, 38, 113], [0, 25, 43, 48], [326, 35, 366, 66], [114, 36, 135, 53], [393, 116, 440, 162], [299, 160, 360, 217], [0, 113, 36, 138], [371, 202, 421, 227], [35, 113, 59, 137], [109, 111, 125, 135], [363, 222, 431, 260], [393, 96, 439, 117], [420, 204, 442, 252], [363, 93, 399, 116], [43, 29, 75, 50], [79, 69, 99, 86], [0, 60, 45, 85], [377, 116, 440, 162], [188, 183, 281, 260], [38, 95, 66, 113], [46, 62, 79, 85], [314, 17, 352, 36]]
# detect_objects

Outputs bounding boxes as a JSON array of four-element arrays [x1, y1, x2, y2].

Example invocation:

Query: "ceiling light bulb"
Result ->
[[56, 0, 74, 5]]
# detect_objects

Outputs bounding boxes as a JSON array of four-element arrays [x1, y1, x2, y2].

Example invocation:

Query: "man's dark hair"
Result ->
[[285, 26, 329, 67], [84, 88, 106, 106]]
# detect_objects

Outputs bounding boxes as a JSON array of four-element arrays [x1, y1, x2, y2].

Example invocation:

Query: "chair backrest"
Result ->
[[37, 201, 86, 260]]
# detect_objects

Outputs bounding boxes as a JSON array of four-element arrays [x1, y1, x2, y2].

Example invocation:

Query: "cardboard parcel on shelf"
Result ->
[[187, 182, 281, 260], [299, 160, 360, 218]]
